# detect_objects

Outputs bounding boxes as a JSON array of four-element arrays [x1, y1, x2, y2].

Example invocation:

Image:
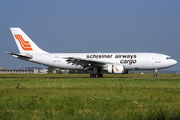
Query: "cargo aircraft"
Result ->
[[7, 28, 177, 77]]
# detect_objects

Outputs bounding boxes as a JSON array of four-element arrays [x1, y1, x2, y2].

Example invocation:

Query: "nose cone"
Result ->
[[172, 59, 178, 65], [163, 59, 177, 69], [168, 59, 177, 67]]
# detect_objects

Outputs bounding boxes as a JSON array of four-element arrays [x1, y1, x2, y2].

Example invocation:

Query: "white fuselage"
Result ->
[[29, 52, 177, 70], [9, 28, 178, 77]]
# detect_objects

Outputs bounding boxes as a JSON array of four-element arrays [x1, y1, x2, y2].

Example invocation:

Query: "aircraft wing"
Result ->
[[64, 56, 116, 70]]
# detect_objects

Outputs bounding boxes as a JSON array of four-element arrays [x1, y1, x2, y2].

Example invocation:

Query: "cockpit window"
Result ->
[[166, 57, 171, 59]]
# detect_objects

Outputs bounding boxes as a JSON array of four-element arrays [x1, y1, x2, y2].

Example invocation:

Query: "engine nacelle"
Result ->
[[107, 65, 128, 74]]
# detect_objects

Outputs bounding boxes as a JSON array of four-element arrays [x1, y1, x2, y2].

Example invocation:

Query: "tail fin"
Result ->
[[10, 28, 48, 54]]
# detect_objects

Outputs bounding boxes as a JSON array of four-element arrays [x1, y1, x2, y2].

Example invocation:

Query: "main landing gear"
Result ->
[[90, 67, 103, 78], [90, 73, 103, 78]]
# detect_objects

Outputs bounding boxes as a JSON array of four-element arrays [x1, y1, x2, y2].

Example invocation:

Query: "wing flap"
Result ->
[[64, 56, 115, 70]]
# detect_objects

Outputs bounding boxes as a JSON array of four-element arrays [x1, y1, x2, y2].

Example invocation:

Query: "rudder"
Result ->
[[10, 28, 48, 54]]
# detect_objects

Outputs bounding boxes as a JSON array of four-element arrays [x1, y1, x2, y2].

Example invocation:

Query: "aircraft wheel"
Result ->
[[99, 74, 103, 77], [90, 74, 103, 78], [154, 74, 157, 78], [90, 74, 94, 78]]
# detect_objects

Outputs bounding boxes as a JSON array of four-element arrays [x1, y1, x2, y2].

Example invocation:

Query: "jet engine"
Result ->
[[105, 65, 128, 74]]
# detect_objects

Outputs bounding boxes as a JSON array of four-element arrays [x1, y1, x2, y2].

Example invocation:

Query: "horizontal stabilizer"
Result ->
[[6, 52, 32, 59]]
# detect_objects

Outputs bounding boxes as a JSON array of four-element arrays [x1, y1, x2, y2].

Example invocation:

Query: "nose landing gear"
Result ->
[[154, 69, 158, 78]]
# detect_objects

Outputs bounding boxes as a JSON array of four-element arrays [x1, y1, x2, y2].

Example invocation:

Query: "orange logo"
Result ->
[[14, 34, 33, 51], [115, 67, 119, 71]]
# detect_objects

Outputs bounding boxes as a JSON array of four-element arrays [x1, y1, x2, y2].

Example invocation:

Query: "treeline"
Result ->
[[47, 66, 109, 74]]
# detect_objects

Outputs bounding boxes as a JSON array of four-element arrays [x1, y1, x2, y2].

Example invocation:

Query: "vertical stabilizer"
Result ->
[[10, 28, 48, 54]]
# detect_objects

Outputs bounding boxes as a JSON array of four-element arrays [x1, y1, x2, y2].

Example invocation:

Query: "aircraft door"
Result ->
[[155, 55, 161, 63]]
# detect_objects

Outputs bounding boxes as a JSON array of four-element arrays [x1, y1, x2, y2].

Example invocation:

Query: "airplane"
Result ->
[[7, 28, 177, 78]]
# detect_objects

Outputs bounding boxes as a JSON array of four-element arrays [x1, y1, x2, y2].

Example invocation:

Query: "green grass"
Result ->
[[0, 74, 180, 119], [1, 73, 180, 78]]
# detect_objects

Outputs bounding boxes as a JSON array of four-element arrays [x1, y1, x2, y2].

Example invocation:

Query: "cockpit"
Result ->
[[166, 57, 172, 60]]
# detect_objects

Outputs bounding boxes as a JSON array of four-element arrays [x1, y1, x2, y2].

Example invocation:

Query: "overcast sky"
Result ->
[[0, 0, 180, 71]]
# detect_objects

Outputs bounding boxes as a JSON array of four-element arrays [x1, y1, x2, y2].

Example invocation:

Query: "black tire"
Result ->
[[99, 74, 103, 77], [90, 74, 94, 78], [154, 74, 157, 78]]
